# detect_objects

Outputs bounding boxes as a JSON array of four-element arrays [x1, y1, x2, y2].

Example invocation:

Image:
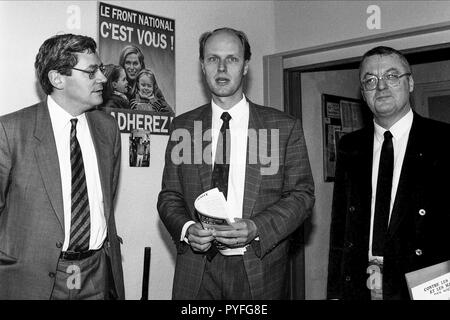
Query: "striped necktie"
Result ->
[[67, 118, 90, 252]]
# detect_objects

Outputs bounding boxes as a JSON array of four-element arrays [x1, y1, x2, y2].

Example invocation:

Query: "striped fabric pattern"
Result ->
[[68, 118, 90, 252]]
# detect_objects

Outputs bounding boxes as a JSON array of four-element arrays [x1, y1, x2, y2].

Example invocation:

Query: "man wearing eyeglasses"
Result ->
[[327, 46, 450, 300], [0, 34, 124, 299]]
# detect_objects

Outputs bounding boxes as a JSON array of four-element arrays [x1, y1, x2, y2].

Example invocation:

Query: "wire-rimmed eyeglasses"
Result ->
[[71, 64, 106, 79], [361, 72, 411, 91]]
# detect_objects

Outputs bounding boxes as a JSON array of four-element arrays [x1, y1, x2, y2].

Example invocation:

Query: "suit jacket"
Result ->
[[0, 101, 124, 299], [327, 113, 450, 300], [157, 101, 315, 299]]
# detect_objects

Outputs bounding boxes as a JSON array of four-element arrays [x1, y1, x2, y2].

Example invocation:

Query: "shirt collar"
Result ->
[[47, 95, 87, 133], [211, 94, 249, 126], [374, 108, 413, 143]]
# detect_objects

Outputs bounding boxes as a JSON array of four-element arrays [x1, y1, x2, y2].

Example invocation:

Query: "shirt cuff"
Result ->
[[180, 221, 196, 244]]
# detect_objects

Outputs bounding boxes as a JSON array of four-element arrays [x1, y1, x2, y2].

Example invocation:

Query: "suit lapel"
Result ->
[[388, 115, 422, 237], [33, 102, 64, 231], [242, 101, 262, 219], [86, 111, 111, 221], [198, 105, 213, 192]]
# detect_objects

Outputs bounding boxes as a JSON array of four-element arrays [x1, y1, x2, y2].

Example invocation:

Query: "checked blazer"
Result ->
[[158, 100, 315, 299]]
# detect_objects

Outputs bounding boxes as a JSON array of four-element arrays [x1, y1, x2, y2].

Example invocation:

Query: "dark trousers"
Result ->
[[50, 248, 112, 300], [196, 254, 252, 300]]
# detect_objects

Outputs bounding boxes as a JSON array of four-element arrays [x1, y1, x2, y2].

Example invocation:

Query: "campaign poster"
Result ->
[[98, 2, 175, 135]]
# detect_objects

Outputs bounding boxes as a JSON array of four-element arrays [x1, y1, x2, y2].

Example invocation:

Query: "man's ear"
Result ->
[[200, 60, 206, 75], [48, 70, 64, 90], [243, 60, 249, 76], [408, 74, 414, 93]]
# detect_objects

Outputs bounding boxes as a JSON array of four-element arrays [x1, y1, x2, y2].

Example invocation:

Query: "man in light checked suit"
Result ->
[[157, 27, 314, 299]]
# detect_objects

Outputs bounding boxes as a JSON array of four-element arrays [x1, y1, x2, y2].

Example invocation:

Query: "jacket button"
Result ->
[[56, 242, 63, 248], [48, 272, 56, 278], [344, 241, 353, 248], [349, 206, 355, 213], [415, 249, 423, 256], [345, 276, 351, 282], [418, 209, 426, 216]]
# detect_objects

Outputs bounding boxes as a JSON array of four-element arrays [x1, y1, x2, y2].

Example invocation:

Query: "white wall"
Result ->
[[274, 1, 450, 53], [0, 0, 276, 299]]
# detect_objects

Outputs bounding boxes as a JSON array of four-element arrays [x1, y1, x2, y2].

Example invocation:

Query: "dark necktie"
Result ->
[[206, 112, 231, 261], [211, 112, 232, 199], [372, 130, 393, 256], [67, 119, 91, 252]]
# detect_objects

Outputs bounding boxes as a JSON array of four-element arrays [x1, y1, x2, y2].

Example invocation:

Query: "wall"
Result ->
[[0, 1, 276, 299], [274, 1, 450, 53]]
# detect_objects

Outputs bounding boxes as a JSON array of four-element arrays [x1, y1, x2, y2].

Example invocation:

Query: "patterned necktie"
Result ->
[[211, 112, 232, 199], [67, 119, 90, 252], [372, 130, 393, 256]]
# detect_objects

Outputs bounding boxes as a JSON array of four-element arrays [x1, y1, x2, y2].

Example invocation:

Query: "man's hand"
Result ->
[[186, 223, 215, 252], [213, 218, 258, 248]]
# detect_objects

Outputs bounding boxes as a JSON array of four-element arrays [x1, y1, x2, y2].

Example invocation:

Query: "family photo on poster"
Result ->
[[97, 2, 175, 166], [98, 1, 175, 139]]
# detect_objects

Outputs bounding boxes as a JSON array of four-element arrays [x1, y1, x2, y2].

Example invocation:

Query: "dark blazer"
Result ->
[[158, 101, 315, 299], [327, 113, 450, 300], [0, 101, 124, 299]]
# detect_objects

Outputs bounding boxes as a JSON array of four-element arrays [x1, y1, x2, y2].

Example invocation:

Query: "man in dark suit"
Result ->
[[327, 46, 450, 300], [0, 34, 124, 299], [158, 27, 314, 299]]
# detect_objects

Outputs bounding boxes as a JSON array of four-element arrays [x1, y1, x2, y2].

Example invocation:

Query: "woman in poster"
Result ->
[[118, 44, 168, 105]]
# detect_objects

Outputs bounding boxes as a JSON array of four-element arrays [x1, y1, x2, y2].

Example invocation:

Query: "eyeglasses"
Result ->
[[361, 72, 411, 91], [71, 64, 106, 79]]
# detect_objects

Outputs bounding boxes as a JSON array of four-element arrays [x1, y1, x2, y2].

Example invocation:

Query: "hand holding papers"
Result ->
[[194, 188, 235, 231]]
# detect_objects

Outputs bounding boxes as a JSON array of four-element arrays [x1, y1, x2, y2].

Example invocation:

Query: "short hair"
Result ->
[[118, 45, 146, 70], [35, 34, 97, 95], [359, 46, 412, 76], [132, 68, 159, 96], [199, 27, 252, 61], [102, 64, 125, 101]]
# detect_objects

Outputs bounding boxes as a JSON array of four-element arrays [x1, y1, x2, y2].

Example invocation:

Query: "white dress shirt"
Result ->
[[47, 96, 107, 251], [369, 109, 413, 261], [181, 95, 249, 255]]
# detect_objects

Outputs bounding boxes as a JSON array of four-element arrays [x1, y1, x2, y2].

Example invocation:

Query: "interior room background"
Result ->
[[2, 0, 450, 299]]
